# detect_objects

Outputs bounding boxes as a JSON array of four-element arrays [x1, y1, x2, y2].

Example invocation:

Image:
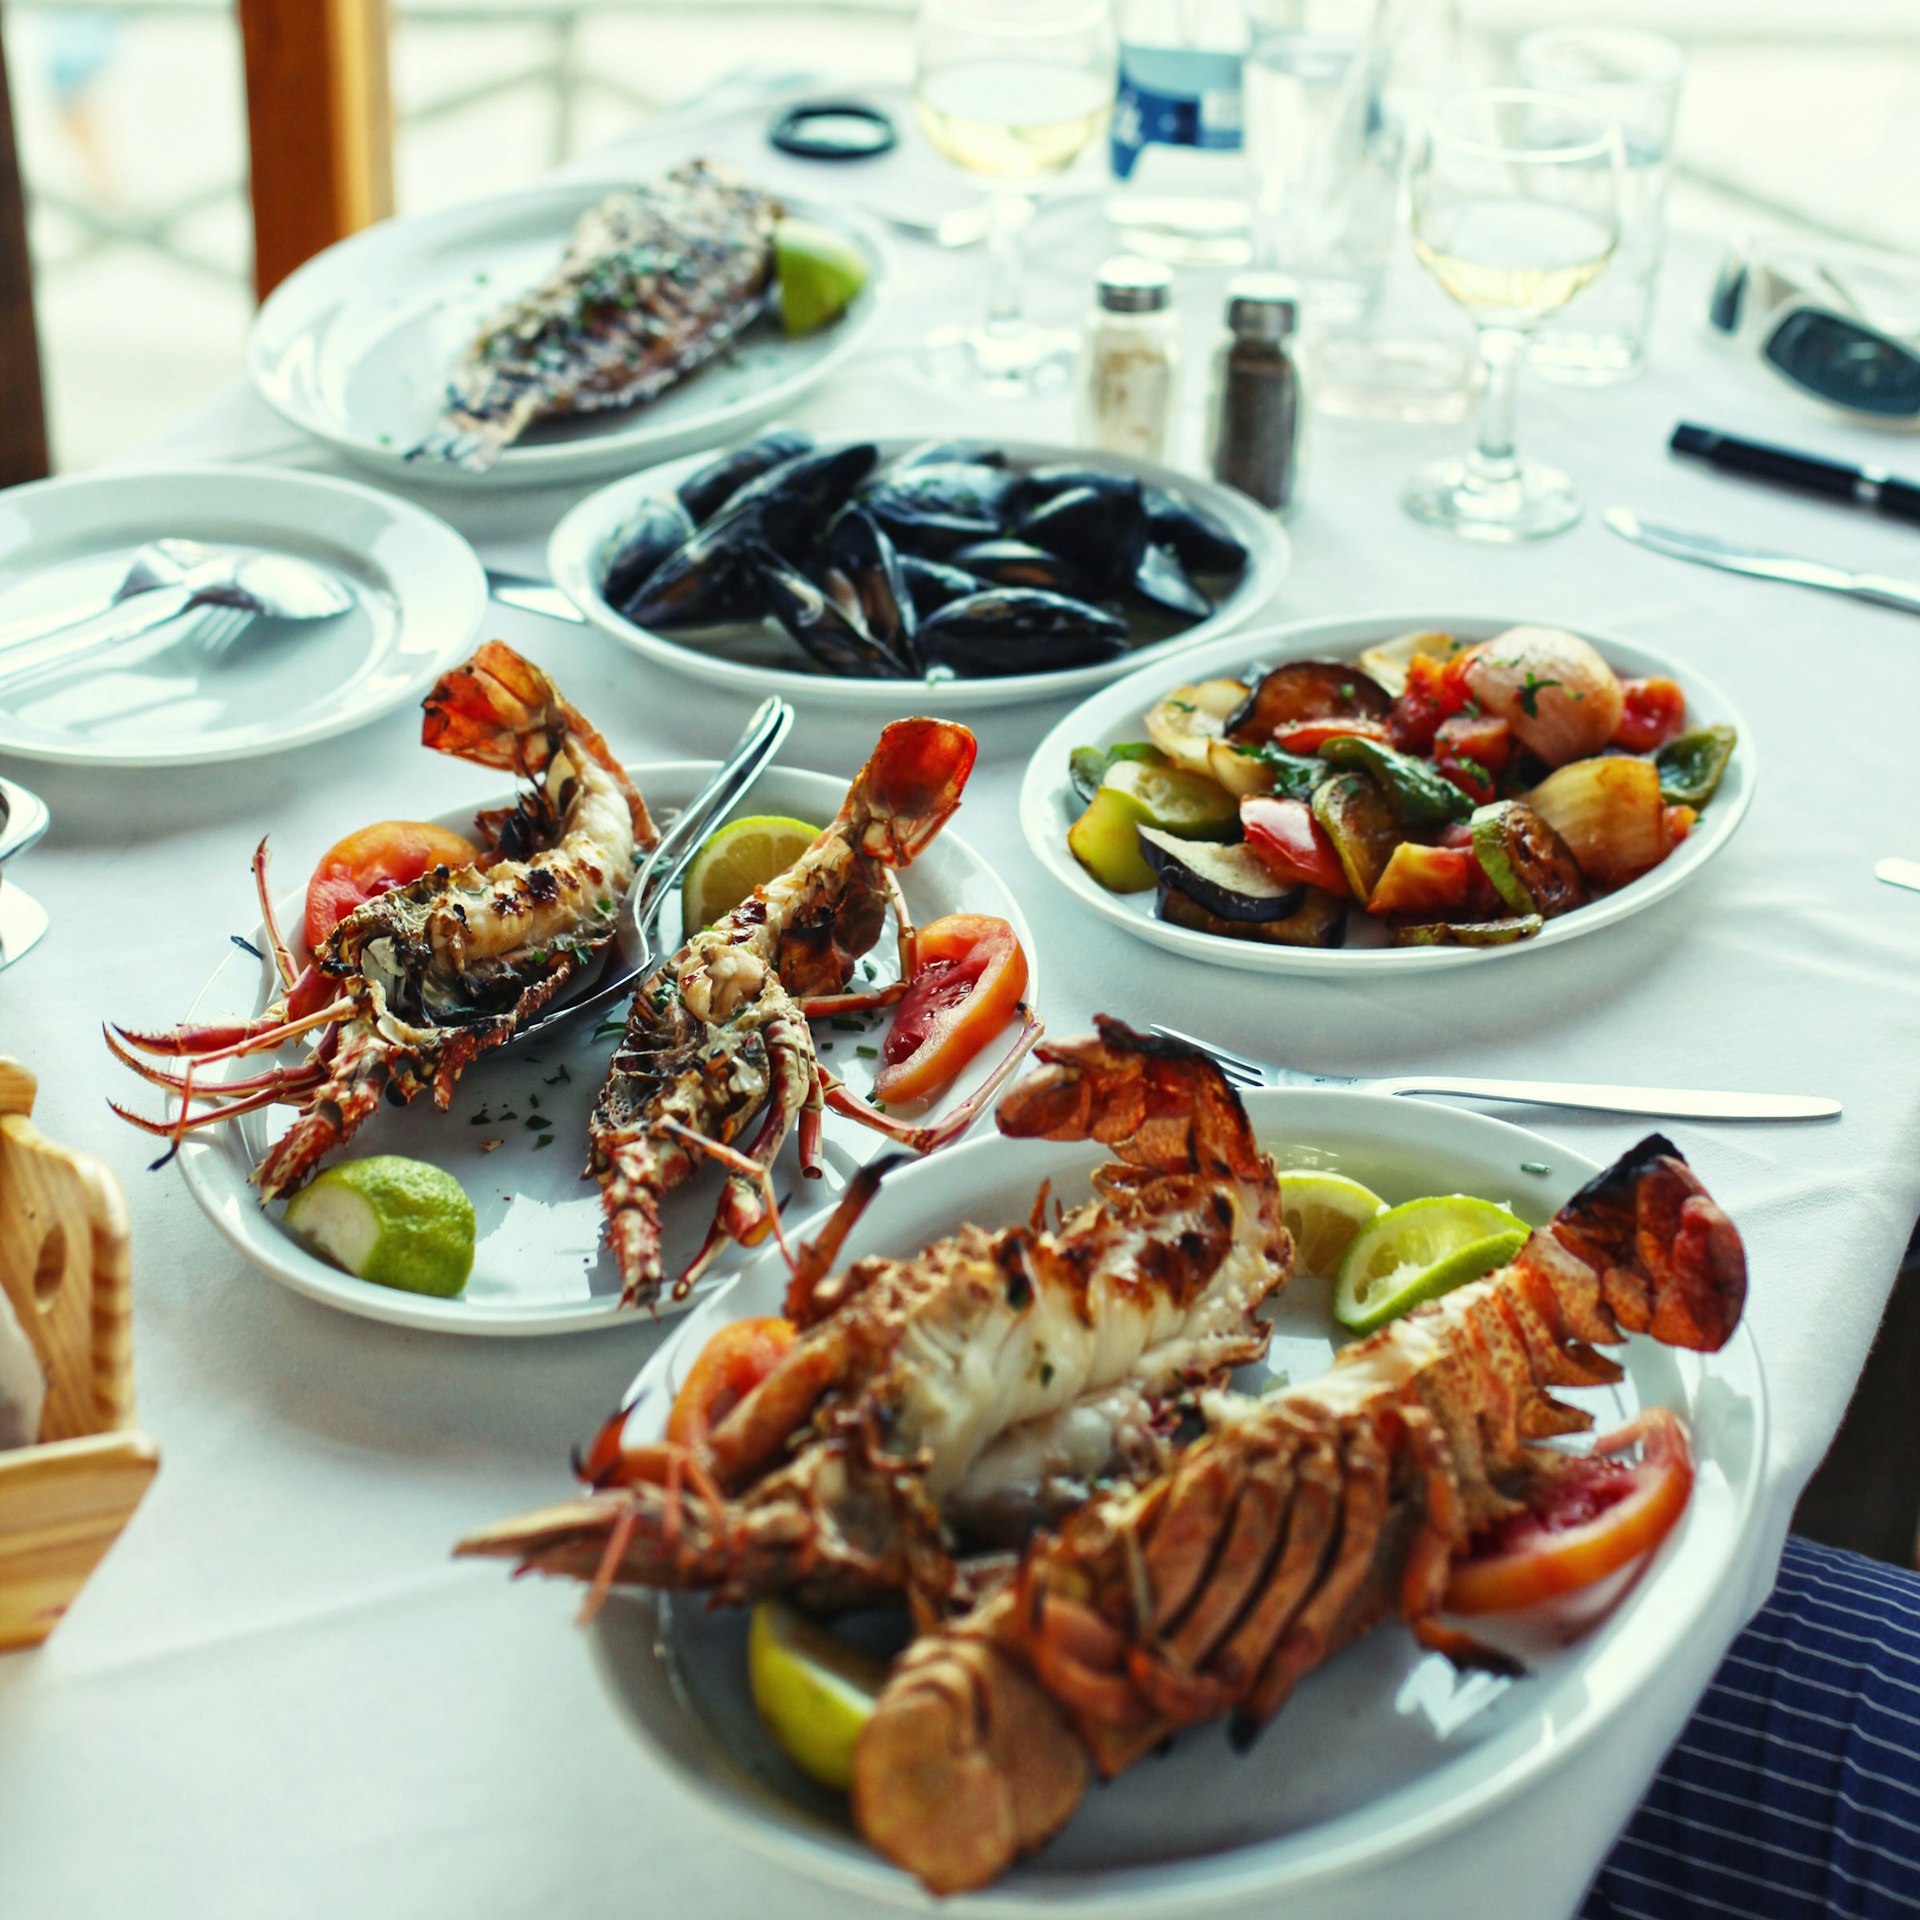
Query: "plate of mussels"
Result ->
[[547, 432, 1288, 710]]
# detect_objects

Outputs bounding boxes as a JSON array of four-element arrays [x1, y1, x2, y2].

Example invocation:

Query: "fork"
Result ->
[[505, 695, 794, 1050], [1150, 1026, 1841, 1122]]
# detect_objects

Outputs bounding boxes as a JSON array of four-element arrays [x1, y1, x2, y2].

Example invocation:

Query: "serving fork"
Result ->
[[1151, 1026, 1841, 1122], [505, 695, 794, 1050]]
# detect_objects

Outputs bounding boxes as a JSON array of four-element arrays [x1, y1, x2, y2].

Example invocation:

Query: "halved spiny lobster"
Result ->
[[107, 643, 654, 1198], [586, 716, 1041, 1309], [850, 1134, 1749, 1894], [457, 1021, 1292, 1617]]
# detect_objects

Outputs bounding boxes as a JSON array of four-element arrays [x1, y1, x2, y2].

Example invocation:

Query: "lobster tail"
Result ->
[[995, 1017, 1266, 1183]]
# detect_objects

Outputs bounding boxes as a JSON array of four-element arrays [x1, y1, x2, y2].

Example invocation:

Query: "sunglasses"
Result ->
[[1709, 240, 1920, 425]]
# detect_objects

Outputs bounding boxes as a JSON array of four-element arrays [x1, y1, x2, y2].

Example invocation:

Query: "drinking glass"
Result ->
[[1518, 28, 1685, 384], [1402, 88, 1622, 542], [914, 0, 1117, 393]]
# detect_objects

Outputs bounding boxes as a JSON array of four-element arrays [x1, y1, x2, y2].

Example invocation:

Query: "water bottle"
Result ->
[[1107, 0, 1252, 267]]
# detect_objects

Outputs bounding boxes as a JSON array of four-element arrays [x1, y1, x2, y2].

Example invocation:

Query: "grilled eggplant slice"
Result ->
[[1225, 660, 1392, 744], [1139, 829, 1306, 922], [1156, 880, 1347, 948], [1470, 800, 1589, 917]]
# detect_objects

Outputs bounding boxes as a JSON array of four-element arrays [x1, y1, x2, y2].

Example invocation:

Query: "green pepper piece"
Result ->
[[1244, 744, 1326, 802], [1318, 735, 1471, 827], [1654, 725, 1737, 807]]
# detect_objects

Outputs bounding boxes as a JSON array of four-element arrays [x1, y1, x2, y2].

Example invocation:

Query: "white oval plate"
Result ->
[[548, 439, 1290, 712], [1020, 612, 1756, 974], [0, 465, 486, 768], [172, 760, 1035, 1336], [589, 1090, 1766, 1913], [249, 180, 890, 491]]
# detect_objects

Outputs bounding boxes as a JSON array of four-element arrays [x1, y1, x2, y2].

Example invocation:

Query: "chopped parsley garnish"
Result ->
[[1455, 756, 1492, 784], [856, 1044, 878, 1059], [543, 1064, 571, 1085], [830, 1015, 866, 1032], [534, 1134, 555, 1150], [1515, 673, 1561, 719]]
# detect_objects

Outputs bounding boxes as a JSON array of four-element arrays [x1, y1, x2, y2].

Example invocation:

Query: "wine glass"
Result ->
[[914, 0, 1116, 394], [1402, 88, 1623, 540]]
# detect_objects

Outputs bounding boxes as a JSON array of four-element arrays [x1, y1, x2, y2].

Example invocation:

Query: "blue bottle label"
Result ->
[[1111, 44, 1244, 180]]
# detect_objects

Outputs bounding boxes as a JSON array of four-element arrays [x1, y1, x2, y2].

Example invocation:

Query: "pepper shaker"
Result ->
[[1074, 256, 1181, 463], [1205, 274, 1304, 516]]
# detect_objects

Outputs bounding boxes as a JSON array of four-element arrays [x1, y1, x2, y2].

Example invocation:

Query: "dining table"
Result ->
[[1, 76, 1916, 1920]]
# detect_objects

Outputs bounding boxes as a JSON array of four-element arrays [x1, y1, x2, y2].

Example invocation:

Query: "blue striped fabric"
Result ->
[[1582, 1536, 1920, 1919]]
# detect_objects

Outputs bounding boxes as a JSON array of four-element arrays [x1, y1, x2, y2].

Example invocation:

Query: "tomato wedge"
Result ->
[[1270, 717, 1393, 754], [1444, 1408, 1694, 1614], [1612, 676, 1688, 753], [305, 819, 482, 949], [1241, 795, 1348, 895], [666, 1317, 797, 1451], [875, 914, 1029, 1106]]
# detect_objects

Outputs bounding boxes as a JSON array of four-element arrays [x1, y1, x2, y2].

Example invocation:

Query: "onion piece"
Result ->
[[1527, 757, 1668, 890], [1462, 627, 1625, 766]]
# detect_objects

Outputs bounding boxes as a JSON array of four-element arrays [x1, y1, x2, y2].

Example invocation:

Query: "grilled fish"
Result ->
[[411, 160, 782, 474]]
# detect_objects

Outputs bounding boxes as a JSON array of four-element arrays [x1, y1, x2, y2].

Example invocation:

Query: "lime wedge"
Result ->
[[1277, 1169, 1386, 1280], [748, 1599, 889, 1791], [1333, 1193, 1527, 1334], [774, 218, 870, 336], [284, 1155, 475, 1297], [681, 814, 822, 932]]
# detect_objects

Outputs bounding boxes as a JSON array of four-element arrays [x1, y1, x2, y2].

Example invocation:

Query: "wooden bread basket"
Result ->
[[0, 1058, 157, 1650]]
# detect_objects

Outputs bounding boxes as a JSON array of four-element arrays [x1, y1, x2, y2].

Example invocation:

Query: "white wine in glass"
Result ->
[[1402, 91, 1622, 541], [914, 0, 1116, 393]]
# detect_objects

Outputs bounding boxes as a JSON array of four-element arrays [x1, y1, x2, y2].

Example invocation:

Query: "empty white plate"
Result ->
[[0, 464, 486, 768]]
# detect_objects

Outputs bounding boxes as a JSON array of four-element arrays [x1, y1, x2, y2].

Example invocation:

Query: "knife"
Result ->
[[1603, 507, 1920, 615], [486, 567, 584, 624]]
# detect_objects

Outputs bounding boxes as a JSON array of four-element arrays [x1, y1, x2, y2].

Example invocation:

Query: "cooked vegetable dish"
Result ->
[[1064, 624, 1738, 950]]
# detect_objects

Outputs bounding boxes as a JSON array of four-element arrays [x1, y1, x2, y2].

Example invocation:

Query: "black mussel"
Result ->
[[1014, 464, 1144, 511], [1016, 480, 1149, 597], [759, 552, 911, 679], [896, 439, 1008, 470], [1130, 542, 1212, 620], [620, 511, 772, 630], [898, 556, 985, 617], [728, 443, 881, 561], [602, 495, 696, 607], [676, 429, 814, 525], [914, 588, 1130, 677], [951, 538, 1098, 600], [861, 461, 1022, 555], [1145, 487, 1249, 576], [821, 506, 918, 661]]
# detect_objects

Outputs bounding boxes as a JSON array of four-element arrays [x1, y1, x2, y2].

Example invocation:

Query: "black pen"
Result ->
[[1670, 422, 1920, 526]]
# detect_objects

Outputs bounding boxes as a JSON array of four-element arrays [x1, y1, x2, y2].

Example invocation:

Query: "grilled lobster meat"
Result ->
[[851, 1134, 1748, 1893], [457, 1022, 1292, 1617]]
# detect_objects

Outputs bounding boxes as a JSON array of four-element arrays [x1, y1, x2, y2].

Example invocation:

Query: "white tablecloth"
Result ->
[[2, 87, 1917, 1920]]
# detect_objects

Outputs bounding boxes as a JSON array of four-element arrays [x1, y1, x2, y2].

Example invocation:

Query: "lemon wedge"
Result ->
[[748, 1599, 889, 1791]]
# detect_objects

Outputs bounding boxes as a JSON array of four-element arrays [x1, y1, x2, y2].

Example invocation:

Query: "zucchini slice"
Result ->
[[1470, 800, 1589, 917], [1310, 772, 1401, 904], [1390, 916, 1545, 948]]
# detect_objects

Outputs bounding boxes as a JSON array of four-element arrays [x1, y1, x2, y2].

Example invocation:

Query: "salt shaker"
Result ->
[[1205, 274, 1303, 516], [1074, 257, 1180, 463]]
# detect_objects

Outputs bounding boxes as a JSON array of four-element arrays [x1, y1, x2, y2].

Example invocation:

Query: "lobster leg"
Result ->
[[820, 1005, 1043, 1154], [658, 1118, 798, 1290], [252, 837, 301, 989], [102, 1027, 327, 1104]]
